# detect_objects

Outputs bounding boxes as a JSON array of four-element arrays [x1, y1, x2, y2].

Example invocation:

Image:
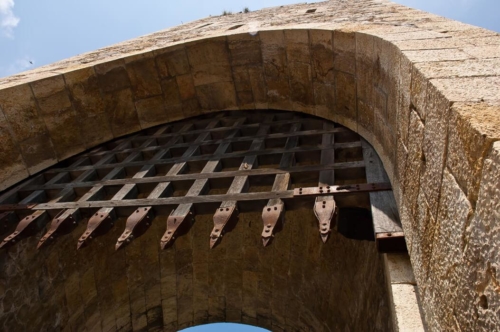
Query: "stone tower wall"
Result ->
[[0, 0, 499, 330]]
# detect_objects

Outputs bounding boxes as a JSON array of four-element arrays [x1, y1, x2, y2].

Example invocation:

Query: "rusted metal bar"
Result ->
[[161, 117, 245, 249], [261, 121, 301, 246], [77, 126, 175, 250], [0, 164, 80, 249], [114, 124, 192, 250], [210, 115, 274, 248], [42, 128, 350, 175], [294, 182, 392, 196], [314, 197, 337, 243], [116, 207, 154, 250], [21, 156, 365, 193], [315, 123, 337, 243]]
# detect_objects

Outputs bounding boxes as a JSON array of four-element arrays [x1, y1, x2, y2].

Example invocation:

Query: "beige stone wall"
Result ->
[[0, 209, 392, 331], [0, 0, 499, 330]]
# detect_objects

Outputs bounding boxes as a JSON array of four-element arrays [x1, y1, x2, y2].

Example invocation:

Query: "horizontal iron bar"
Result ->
[[21, 161, 366, 192], [0, 182, 391, 211], [45, 128, 352, 174], [78, 118, 334, 158]]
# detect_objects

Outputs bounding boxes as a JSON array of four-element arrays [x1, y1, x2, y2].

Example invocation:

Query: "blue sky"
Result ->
[[0, 0, 499, 78]]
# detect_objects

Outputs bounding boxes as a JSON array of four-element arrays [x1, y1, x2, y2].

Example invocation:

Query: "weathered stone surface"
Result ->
[[453, 142, 500, 331], [333, 30, 356, 75], [431, 76, 500, 102], [64, 67, 114, 148], [448, 102, 500, 205], [403, 49, 472, 63], [425, 169, 472, 330], [420, 84, 451, 218], [0, 1, 498, 331]]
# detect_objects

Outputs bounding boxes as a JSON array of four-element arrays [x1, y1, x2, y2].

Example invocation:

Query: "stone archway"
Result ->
[[0, 0, 499, 330], [0, 110, 397, 332]]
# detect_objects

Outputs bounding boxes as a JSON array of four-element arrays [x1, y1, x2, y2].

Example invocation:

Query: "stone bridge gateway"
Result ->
[[0, 0, 499, 331]]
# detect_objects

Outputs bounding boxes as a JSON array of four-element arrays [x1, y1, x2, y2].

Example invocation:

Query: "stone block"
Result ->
[[403, 49, 472, 63], [285, 29, 310, 64], [313, 82, 335, 119], [289, 61, 314, 111], [402, 109, 424, 216], [19, 133, 57, 175], [416, 58, 500, 79], [0, 112, 28, 190], [397, 54, 412, 145], [43, 106, 85, 160], [463, 45, 500, 59], [392, 37, 473, 51], [186, 37, 232, 86], [410, 66, 428, 120], [334, 71, 357, 121], [102, 88, 141, 137], [260, 30, 288, 79], [0, 84, 48, 143], [310, 30, 334, 84], [426, 169, 472, 327], [227, 33, 262, 66], [420, 83, 451, 218], [126, 53, 162, 99], [248, 66, 268, 109], [176, 74, 196, 101], [333, 30, 356, 75], [446, 102, 500, 208], [135, 95, 169, 128], [155, 45, 191, 78], [95, 59, 131, 93], [64, 67, 113, 148], [453, 141, 500, 330], [231, 65, 255, 109], [431, 76, 500, 102], [195, 81, 237, 111], [355, 33, 374, 104]]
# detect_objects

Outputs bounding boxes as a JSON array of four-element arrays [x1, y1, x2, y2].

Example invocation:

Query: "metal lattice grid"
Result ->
[[0, 111, 403, 251]]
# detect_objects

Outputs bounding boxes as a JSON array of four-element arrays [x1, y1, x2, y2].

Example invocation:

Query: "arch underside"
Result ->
[[0, 1, 499, 330], [0, 111, 393, 331]]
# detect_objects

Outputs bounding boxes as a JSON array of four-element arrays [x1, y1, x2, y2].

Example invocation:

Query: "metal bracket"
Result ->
[[261, 202, 284, 247], [0, 210, 48, 249], [116, 207, 154, 250], [376, 232, 406, 252], [294, 182, 392, 196], [37, 209, 80, 250], [160, 210, 192, 250], [210, 206, 237, 249], [77, 209, 115, 249], [314, 197, 337, 243]]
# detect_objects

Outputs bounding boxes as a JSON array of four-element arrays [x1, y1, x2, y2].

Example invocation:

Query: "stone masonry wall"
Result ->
[[0, 0, 499, 330], [0, 209, 392, 332]]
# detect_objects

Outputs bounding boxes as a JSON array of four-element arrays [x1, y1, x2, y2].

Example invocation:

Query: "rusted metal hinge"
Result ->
[[261, 202, 284, 247], [116, 207, 154, 250], [0, 211, 48, 249], [160, 209, 193, 249], [314, 197, 337, 243], [77, 210, 115, 249], [37, 209, 80, 250], [294, 182, 392, 196], [210, 206, 237, 249]]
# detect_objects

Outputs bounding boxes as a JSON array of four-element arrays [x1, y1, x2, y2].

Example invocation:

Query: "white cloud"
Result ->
[[0, 0, 20, 38]]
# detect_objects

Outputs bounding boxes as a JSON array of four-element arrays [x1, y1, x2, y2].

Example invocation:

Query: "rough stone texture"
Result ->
[[0, 0, 499, 331], [0, 210, 392, 332]]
